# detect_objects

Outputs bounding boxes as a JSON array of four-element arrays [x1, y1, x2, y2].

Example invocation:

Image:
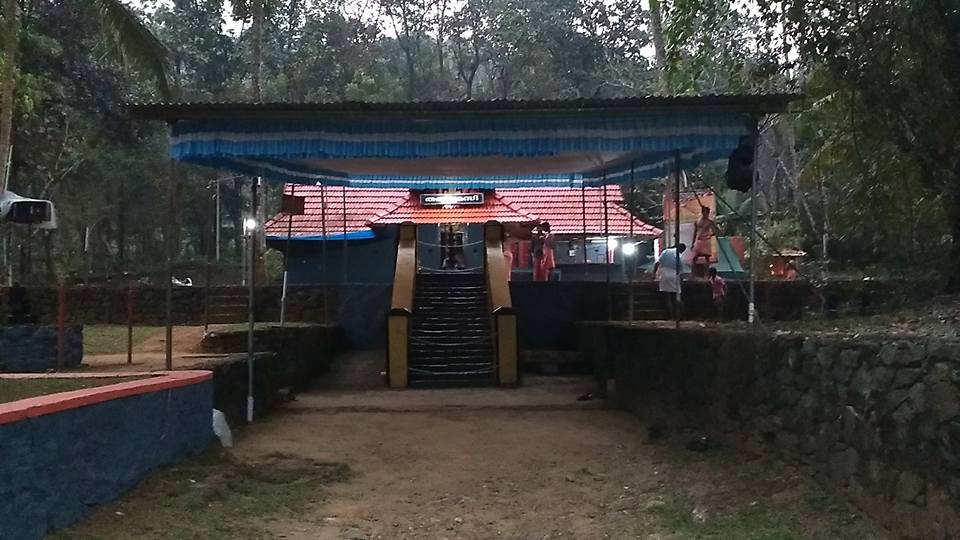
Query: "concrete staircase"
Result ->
[[408, 273, 496, 387], [626, 285, 669, 320], [206, 289, 248, 324]]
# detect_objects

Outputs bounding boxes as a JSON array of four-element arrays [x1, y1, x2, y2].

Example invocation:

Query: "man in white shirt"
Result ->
[[653, 243, 686, 319]]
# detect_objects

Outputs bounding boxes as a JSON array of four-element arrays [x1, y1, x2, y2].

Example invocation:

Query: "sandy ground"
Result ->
[[230, 376, 886, 540]]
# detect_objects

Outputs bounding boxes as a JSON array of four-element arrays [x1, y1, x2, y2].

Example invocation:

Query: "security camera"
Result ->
[[0, 190, 57, 229]]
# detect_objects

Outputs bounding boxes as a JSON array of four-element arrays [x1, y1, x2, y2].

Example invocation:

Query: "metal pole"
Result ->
[[320, 182, 328, 324], [215, 180, 221, 262], [603, 175, 611, 320], [628, 163, 635, 324], [164, 156, 175, 371], [581, 183, 587, 264], [674, 151, 682, 328], [281, 184, 295, 327], [342, 185, 348, 284], [56, 284, 65, 370], [127, 280, 134, 365], [1, 230, 7, 286], [204, 182, 213, 334], [749, 126, 760, 325], [247, 176, 259, 423]]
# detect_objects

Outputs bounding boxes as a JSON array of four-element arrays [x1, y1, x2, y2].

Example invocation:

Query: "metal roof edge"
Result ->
[[127, 94, 803, 121]]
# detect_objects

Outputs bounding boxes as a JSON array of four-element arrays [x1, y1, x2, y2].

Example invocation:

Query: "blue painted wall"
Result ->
[[274, 225, 399, 285], [0, 381, 213, 540], [0, 325, 82, 372]]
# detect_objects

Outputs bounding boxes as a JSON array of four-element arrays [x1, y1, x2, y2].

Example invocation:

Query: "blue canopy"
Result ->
[[132, 95, 797, 188]]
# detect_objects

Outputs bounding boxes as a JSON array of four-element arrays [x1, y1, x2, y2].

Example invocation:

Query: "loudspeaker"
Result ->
[[725, 135, 756, 192]]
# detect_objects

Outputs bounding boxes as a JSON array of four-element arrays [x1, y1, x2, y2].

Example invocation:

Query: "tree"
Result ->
[[771, 0, 960, 288], [0, 0, 169, 191]]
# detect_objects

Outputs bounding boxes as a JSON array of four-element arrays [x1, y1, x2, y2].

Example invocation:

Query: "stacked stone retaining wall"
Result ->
[[0, 325, 82, 372], [578, 323, 960, 539]]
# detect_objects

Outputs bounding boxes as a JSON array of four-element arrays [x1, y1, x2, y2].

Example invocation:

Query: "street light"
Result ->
[[607, 237, 619, 250], [243, 217, 258, 234], [622, 242, 637, 256]]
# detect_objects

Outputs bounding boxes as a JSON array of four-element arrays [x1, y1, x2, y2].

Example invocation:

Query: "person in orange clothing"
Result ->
[[691, 206, 719, 277], [533, 222, 556, 281]]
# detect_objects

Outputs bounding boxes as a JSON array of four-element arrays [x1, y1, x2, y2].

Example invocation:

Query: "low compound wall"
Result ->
[[0, 325, 83, 372], [196, 325, 342, 423], [578, 323, 960, 539], [0, 372, 213, 540]]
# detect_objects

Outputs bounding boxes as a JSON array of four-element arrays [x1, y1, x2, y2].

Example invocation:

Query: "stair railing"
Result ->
[[483, 221, 518, 385], [388, 222, 417, 388]]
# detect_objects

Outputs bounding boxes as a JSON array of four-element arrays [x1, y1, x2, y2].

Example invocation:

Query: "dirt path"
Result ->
[[230, 378, 888, 540], [80, 326, 224, 372]]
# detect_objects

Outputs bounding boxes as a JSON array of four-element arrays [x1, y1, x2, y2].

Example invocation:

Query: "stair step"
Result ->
[[409, 363, 493, 371], [411, 328, 489, 334], [410, 346, 493, 360], [408, 271, 495, 388], [408, 377, 497, 388]]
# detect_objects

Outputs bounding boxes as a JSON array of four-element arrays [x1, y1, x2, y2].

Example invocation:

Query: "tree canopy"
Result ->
[[1, 0, 958, 289]]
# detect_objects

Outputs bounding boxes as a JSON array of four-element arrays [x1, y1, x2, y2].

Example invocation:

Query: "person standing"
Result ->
[[533, 222, 556, 282], [653, 243, 686, 319], [531, 226, 544, 280], [785, 260, 799, 281], [691, 206, 719, 277], [708, 267, 727, 320]]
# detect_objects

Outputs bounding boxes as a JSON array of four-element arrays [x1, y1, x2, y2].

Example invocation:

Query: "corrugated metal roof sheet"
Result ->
[[129, 93, 801, 120]]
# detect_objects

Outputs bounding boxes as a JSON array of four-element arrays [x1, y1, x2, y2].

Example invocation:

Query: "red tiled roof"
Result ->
[[369, 192, 535, 225], [266, 185, 661, 238], [496, 187, 662, 236], [264, 185, 408, 238]]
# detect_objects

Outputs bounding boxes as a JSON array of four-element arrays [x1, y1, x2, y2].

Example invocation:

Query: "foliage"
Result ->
[[1, 0, 958, 288], [767, 0, 960, 287]]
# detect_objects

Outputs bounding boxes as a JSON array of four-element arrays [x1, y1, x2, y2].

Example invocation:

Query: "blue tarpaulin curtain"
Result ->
[[171, 110, 753, 188]]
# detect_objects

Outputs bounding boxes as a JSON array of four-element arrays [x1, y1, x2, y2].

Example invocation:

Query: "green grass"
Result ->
[[84, 325, 162, 355], [51, 450, 351, 540], [644, 495, 809, 539], [632, 444, 889, 539], [0, 377, 145, 404]]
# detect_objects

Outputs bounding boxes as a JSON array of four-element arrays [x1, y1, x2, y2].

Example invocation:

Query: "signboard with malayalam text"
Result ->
[[420, 192, 485, 206]]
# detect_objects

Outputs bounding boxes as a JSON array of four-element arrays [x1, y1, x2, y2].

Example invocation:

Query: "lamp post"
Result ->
[[242, 216, 257, 423], [622, 240, 637, 323]]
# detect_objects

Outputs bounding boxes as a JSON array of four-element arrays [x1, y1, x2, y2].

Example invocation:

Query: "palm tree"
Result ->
[[0, 0, 170, 188]]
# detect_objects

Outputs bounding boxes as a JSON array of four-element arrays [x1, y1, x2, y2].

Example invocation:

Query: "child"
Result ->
[[707, 267, 726, 320]]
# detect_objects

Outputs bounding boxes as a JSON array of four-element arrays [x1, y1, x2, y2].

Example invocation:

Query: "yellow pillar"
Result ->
[[387, 222, 416, 388], [484, 221, 519, 386]]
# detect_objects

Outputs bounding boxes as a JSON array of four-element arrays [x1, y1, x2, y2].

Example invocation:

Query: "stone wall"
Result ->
[[194, 325, 342, 424], [0, 325, 83, 372], [0, 285, 336, 325], [0, 373, 212, 540], [578, 323, 960, 539]]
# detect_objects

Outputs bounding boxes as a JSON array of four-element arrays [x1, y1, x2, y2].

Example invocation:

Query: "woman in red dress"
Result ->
[[534, 222, 556, 281]]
